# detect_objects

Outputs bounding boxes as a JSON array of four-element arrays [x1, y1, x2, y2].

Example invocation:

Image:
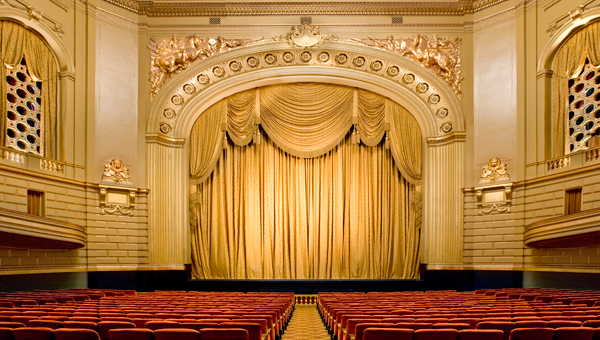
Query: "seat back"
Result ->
[[220, 323, 261, 340], [53, 329, 100, 340], [108, 329, 154, 340], [433, 324, 470, 331], [97, 321, 136, 340], [395, 323, 434, 330], [199, 328, 249, 340], [356, 323, 395, 340], [363, 328, 414, 340], [476, 321, 515, 340], [547, 320, 582, 328], [144, 321, 180, 331], [413, 329, 459, 340], [551, 327, 595, 340], [29, 321, 63, 330], [13, 327, 56, 340], [0, 324, 24, 330], [514, 321, 548, 329], [154, 329, 199, 340], [0, 328, 15, 340], [63, 321, 97, 330], [507, 328, 555, 340], [457, 329, 503, 340]]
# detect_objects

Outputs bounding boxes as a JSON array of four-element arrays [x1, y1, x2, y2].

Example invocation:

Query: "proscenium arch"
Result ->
[[145, 40, 467, 266], [148, 40, 465, 140]]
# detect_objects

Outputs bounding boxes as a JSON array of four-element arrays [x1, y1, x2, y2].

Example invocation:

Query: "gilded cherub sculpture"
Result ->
[[102, 159, 131, 184], [479, 157, 510, 184]]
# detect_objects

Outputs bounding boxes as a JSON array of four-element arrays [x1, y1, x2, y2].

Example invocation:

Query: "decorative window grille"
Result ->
[[5, 57, 43, 156], [209, 17, 221, 25], [567, 59, 600, 153], [392, 16, 403, 24]]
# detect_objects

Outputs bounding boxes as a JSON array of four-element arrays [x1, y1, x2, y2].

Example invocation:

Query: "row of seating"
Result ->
[[358, 327, 600, 340], [0, 326, 252, 340], [317, 290, 600, 340]]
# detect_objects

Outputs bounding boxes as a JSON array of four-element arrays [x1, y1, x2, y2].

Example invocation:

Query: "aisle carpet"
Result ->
[[281, 304, 331, 340]]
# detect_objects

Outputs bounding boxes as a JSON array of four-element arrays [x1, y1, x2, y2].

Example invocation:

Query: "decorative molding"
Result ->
[[475, 182, 513, 215], [428, 263, 600, 273], [525, 208, 600, 249], [349, 34, 462, 96], [99, 184, 137, 216], [2, 0, 66, 37], [49, 0, 69, 11], [150, 42, 462, 139], [101, 0, 509, 17], [426, 131, 466, 146], [544, 0, 563, 11], [87, 264, 186, 271], [0, 207, 86, 249], [149, 35, 264, 97], [145, 133, 186, 148], [101, 159, 132, 185]]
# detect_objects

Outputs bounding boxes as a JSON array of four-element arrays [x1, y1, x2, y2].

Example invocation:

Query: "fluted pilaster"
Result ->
[[146, 134, 186, 264], [424, 132, 465, 264]]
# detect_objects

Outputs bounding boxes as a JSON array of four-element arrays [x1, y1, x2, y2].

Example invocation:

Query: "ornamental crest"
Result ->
[[148, 35, 264, 97], [479, 157, 510, 184], [351, 34, 463, 96], [102, 159, 131, 185], [273, 23, 338, 48]]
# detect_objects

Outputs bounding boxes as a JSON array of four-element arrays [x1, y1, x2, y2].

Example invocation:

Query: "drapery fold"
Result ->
[[551, 21, 600, 157], [259, 83, 354, 158], [189, 100, 225, 183], [0, 20, 58, 158], [191, 132, 421, 279], [189, 83, 422, 184]]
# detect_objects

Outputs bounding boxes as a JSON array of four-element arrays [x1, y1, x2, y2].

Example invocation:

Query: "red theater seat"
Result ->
[[551, 327, 595, 340], [507, 328, 554, 340], [199, 328, 249, 340], [413, 329, 459, 340], [13, 327, 56, 340], [154, 329, 199, 340], [53, 329, 99, 340], [363, 328, 414, 340], [457, 329, 503, 340], [108, 329, 154, 340]]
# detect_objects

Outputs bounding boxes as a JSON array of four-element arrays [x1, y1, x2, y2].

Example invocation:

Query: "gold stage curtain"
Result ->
[[388, 99, 422, 181], [259, 83, 354, 158], [189, 100, 226, 183], [0, 20, 58, 158], [356, 89, 386, 146], [190, 131, 420, 279], [552, 21, 600, 157]]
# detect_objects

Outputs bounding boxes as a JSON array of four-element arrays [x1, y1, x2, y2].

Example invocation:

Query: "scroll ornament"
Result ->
[[149, 35, 264, 96], [352, 34, 463, 96]]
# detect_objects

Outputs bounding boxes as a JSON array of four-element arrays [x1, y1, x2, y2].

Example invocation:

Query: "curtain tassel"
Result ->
[[222, 133, 228, 150], [384, 133, 390, 150], [253, 125, 261, 145], [352, 125, 360, 145]]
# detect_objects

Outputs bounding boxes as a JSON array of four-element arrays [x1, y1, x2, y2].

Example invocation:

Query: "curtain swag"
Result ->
[[190, 83, 422, 184]]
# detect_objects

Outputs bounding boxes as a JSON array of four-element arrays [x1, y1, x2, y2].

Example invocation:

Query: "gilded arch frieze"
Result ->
[[149, 42, 464, 139]]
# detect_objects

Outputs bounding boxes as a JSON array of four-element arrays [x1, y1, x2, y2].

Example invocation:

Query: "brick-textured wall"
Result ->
[[0, 169, 149, 273], [463, 169, 600, 271]]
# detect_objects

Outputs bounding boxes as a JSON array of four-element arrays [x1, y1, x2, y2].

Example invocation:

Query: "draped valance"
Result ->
[[0, 20, 57, 158], [190, 83, 422, 184], [551, 20, 600, 157]]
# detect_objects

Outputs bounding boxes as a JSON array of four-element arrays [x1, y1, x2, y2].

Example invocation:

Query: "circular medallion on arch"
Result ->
[[159, 123, 173, 134], [229, 61, 242, 72], [318, 52, 330, 63], [440, 122, 453, 134], [417, 82, 429, 93], [247, 56, 259, 68], [353, 56, 366, 67], [428, 94, 441, 105], [171, 94, 184, 105], [403, 73, 415, 84], [265, 54, 277, 64], [436, 107, 449, 119], [282, 52, 294, 63], [183, 83, 196, 94], [163, 108, 176, 119], [387, 66, 400, 77], [212, 66, 225, 77], [197, 74, 210, 85], [370, 60, 383, 72], [300, 51, 312, 62], [336, 53, 348, 64]]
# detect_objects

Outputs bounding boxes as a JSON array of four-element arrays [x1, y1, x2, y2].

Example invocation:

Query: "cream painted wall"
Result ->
[[473, 19, 517, 185], [95, 13, 139, 185]]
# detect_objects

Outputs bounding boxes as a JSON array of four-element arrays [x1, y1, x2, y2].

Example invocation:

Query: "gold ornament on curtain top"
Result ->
[[350, 34, 463, 96], [272, 23, 338, 48], [148, 35, 265, 96]]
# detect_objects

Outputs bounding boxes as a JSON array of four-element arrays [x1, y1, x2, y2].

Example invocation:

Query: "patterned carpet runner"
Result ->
[[282, 304, 331, 340]]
